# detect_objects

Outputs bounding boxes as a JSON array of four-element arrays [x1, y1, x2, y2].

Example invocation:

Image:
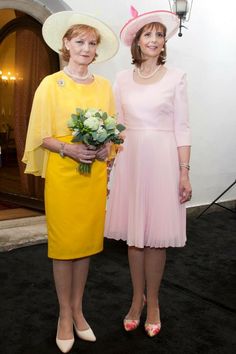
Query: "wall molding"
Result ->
[[0, 0, 71, 23]]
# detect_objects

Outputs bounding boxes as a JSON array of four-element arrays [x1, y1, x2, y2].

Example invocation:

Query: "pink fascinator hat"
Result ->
[[120, 5, 180, 46]]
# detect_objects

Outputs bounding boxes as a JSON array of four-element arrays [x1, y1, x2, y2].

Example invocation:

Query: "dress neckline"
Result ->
[[132, 67, 169, 86], [61, 70, 97, 87]]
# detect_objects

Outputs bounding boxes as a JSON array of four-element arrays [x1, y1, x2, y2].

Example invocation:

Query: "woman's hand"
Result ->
[[42, 138, 96, 163], [66, 143, 97, 163], [96, 143, 110, 161], [179, 174, 192, 204], [177, 146, 192, 204]]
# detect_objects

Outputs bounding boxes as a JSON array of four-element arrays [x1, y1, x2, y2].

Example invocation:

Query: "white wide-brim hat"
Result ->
[[120, 7, 180, 46], [42, 11, 119, 63]]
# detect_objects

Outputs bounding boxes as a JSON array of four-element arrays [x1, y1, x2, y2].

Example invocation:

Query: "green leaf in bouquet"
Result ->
[[111, 135, 124, 144], [105, 127, 115, 132], [106, 132, 113, 139], [67, 117, 76, 128], [102, 136, 112, 145], [116, 123, 126, 132], [80, 114, 87, 122], [83, 133, 92, 145], [97, 137, 106, 143], [104, 117, 116, 130], [102, 112, 108, 120], [96, 128, 108, 143], [91, 131, 98, 140], [76, 108, 83, 115], [95, 112, 101, 118], [71, 133, 83, 143]]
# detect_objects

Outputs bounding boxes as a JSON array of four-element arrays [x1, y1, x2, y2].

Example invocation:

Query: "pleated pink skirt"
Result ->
[[105, 129, 186, 248]]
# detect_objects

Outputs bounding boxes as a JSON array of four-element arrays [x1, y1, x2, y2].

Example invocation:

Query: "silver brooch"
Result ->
[[57, 79, 65, 87]]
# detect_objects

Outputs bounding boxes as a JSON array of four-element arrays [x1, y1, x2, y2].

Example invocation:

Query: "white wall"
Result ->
[[64, 0, 236, 207]]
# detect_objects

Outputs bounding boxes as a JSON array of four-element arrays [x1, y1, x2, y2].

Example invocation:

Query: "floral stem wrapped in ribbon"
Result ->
[[67, 108, 125, 175]]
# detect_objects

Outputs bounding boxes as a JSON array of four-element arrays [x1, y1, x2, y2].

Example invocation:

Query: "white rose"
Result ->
[[84, 108, 98, 118], [84, 117, 100, 131], [104, 117, 116, 130], [96, 127, 108, 142]]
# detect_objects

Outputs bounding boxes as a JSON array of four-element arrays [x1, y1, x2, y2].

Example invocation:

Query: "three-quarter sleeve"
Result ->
[[22, 76, 54, 177], [174, 73, 191, 147]]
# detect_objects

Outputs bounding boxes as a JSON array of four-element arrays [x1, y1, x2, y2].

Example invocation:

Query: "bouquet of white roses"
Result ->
[[67, 108, 125, 175]]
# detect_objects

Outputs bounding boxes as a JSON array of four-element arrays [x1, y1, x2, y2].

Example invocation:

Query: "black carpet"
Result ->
[[0, 210, 236, 354]]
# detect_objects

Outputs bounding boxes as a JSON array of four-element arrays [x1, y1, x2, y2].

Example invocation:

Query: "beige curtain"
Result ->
[[14, 22, 59, 199]]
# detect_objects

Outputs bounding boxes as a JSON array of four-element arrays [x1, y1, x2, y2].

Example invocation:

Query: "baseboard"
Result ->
[[187, 200, 236, 218], [0, 191, 44, 211]]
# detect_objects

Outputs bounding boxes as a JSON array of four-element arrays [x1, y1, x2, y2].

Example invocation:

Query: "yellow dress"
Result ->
[[22, 71, 115, 259]]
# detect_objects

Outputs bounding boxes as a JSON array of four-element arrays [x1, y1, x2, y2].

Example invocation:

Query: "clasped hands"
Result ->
[[69, 143, 110, 163]]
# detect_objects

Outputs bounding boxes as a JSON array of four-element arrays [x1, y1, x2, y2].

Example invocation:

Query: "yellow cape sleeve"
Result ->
[[22, 76, 55, 177]]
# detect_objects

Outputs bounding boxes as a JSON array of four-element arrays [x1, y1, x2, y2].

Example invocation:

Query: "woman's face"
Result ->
[[64, 32, 98, 66], [138, 25, 165, 60]]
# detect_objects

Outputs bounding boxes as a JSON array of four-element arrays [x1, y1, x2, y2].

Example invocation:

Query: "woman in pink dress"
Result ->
[[105, 7, 192, 337]]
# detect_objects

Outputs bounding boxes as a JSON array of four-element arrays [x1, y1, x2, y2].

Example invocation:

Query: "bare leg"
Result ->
[[126, 246, 145, 319], [71, 257, 90, 330], [144, 248, 166, 323], [53, 259, 73, 339]]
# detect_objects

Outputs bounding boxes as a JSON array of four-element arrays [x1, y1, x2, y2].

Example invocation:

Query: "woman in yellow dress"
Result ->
[[22, 11, 119, 353]]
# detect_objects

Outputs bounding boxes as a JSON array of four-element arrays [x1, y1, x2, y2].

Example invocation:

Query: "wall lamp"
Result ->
[[168, 0, 193, 37], [0, 70, 18, 86]]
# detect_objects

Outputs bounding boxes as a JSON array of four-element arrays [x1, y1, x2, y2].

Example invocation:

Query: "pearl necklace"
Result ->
[[137, 65, 161, 79], [63, 66, 92, 81]]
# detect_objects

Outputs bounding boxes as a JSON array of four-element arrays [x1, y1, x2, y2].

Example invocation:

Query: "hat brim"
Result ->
[[120, 10, 180, 46], [42, 11, 119, 63]]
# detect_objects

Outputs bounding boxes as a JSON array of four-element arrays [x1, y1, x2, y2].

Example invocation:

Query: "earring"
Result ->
[[161, 48, 164, 52]]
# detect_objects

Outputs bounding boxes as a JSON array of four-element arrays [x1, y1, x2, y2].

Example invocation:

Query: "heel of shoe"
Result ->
[[124, 294, 146, 332]]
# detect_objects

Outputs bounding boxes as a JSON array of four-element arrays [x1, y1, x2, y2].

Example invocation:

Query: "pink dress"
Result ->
[[105, 67, 191, 248]]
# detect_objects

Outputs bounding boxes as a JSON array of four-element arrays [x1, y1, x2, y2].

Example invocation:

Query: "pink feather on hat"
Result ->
[[130, 5, 138, 18]]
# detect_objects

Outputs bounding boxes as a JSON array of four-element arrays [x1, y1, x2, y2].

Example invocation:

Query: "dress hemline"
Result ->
[[105, 235, 186, 249], [47, 247, 104, 260]]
